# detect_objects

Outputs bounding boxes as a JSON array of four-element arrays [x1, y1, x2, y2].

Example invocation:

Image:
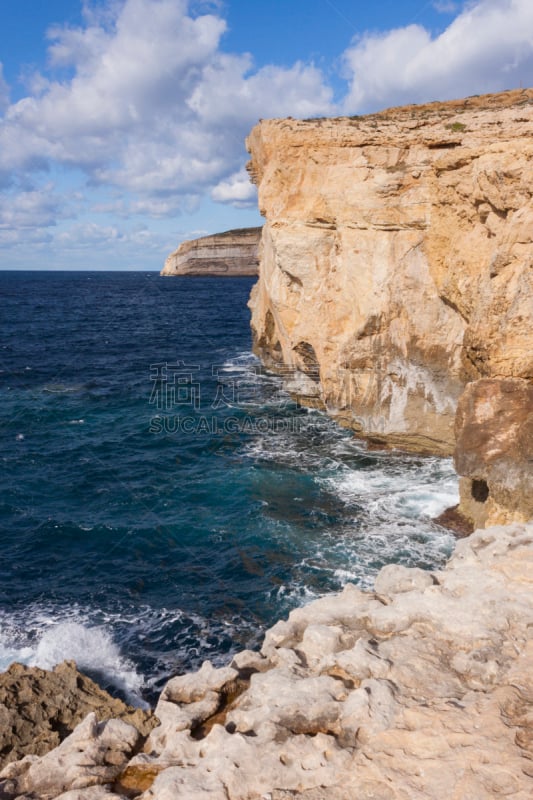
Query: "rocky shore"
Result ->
[[1, 522, 532, 799], [161, 227, 261, 276]]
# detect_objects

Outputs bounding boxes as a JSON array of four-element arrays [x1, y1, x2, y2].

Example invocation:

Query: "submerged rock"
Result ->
[[3, 523, 532, 798]]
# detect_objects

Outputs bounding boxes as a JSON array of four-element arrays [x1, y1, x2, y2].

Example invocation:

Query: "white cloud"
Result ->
[[342, 0, 533, 113], [4, 0, 533, 268], [52, 221, 172, 256], [432, 1, 459, 13], [0, 228, 54, 248], [0, 185, 65, 229], [0, 0, 332, 225], [211, 168, 257, 207], [57, 222, 122, 247], [128, 196, 200, 217], [188, 55, 334, 124]]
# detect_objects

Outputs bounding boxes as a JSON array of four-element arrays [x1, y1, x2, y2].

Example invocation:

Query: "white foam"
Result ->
[[31, 622, 145, 704], [0, 601, 263, 706], [333, 568, 362, 583], [0, 632, 33, 672], [42, 383, 85, 394], [325, 458, 459, 521], [393, 481, 459, 519], [0, 615, 147, 707]]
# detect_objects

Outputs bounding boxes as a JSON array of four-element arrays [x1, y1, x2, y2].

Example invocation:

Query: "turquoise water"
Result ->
[[0, 271, 457, 704]]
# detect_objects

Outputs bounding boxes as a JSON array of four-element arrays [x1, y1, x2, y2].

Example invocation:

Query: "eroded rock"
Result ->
[[129, 522, 533, 799], [0, 661, 155, 769], [454, 377, 533, 528], [2, 524, 533, 798], [0, 713, 140, 800], [2, 527, 527, 800]]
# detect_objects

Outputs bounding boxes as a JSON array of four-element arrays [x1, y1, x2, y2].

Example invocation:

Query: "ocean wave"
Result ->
[[0, 601, 263, 706], [323, 457, 459, 520], [0, 610, 146, 707]]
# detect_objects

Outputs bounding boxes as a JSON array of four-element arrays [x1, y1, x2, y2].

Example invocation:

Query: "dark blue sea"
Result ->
[[0, 271, 457, 705]]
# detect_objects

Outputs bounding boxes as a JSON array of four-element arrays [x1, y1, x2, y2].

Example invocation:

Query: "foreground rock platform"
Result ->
[[161, 227, 262, 276], [2, 522, 532, 799]]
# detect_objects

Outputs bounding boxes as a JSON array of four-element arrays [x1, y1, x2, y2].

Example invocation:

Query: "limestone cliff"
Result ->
[[161, 227, 261, 276], [246, 89, 533, 526]]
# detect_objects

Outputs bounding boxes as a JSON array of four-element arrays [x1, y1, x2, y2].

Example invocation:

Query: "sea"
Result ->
[[0, 271, 458, 706]]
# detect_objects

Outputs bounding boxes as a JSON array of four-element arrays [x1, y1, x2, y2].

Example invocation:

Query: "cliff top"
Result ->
[[248, 88, 533, 140], [303, 86, 533, 124], [246, 88, 533, 187], [192, 226, 262, 240]]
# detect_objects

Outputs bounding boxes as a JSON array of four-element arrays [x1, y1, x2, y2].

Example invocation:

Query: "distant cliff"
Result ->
[[161, 227, 262, 276], [246, 89, 533, 528]]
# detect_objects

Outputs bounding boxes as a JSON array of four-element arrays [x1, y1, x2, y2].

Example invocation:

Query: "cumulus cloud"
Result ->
[[3, 0, 533, 267], [188, 55, 334, 124], [211, 168, 257, 207], [342, 0, 533, 113], [0, 186, 66, 230], [0, 0, 332, 218]]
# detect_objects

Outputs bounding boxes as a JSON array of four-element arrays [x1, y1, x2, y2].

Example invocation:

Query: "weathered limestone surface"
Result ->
[[2, 523, 533, 799], [0, 661, 156, 770], [455, 378, 533, 527], [246, 89, 533, 523], [0, 713, 141, 800], [161, 227, 262, 276]]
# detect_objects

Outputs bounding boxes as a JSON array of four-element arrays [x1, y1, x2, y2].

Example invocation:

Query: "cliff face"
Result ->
[[161, 227, 261, 276], [246, 89, 533, 526]]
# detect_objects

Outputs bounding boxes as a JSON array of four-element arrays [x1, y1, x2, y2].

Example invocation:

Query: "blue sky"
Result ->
[[1, 0, 532, 270]]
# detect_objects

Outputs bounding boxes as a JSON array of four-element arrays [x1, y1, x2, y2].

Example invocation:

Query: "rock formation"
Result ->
[[161, 227, 262, 276], [245, 89, 533, 526], [1, 523, 533, 798], [0, 661, 156, 769], [455, 378, 533, 528]]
